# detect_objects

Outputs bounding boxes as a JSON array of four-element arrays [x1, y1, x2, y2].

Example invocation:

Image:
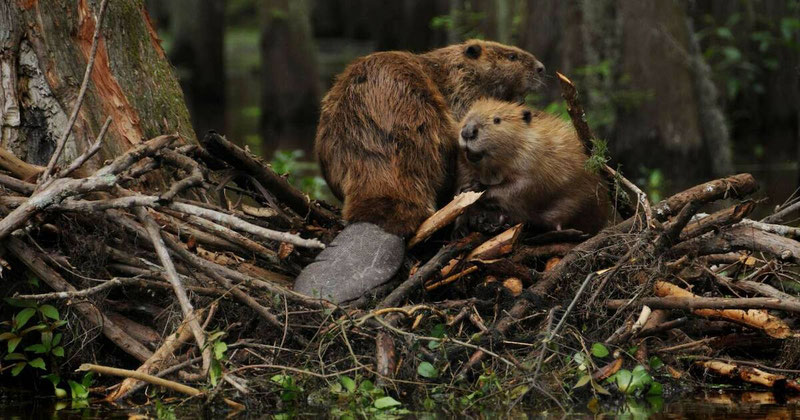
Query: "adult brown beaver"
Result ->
[[456, 99, 610, 235], [295, 40, 545, 303]]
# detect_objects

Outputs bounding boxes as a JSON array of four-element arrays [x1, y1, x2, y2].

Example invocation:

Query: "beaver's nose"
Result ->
[[534, 61, 546, 74], [461, 123, 478, 141]]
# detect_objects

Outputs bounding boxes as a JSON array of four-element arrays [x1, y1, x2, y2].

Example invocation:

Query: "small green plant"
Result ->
[[430, 1, 486, 41], [0, 300, 66, 377], [328, 376, 409, 419], [207, 330, 228, 386]]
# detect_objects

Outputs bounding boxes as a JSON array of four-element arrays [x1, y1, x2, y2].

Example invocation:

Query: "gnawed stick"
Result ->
[[78, 363, 244, 410], [136, 207, 212, 376], [408, 191, 484, 248], [652, 281, 792, 339], [696, 360, 800, 392], [106, 308, 206, 401], [680, 200, 756, 240]]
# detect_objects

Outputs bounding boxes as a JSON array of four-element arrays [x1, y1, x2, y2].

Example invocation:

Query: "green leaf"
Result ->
[[591, 343, 609, 358], [428, 340, 441, 350], [722, 46, 742, 62], [52, 346, 65, 357], [373, 396, 402, 409], [54, 388, 68, 399], [213, 341, 227, 360], [4, 352, 26, 361], [509, 385, 529, 400], [359, 379, 375, 392], [38, 305, 59, 321], [716, 27, 733, 39], [339, 376, 356, 393], [209, 359, 221, 386], [81, 372, 94, 388], [20, 324, 47, 335], [11, 362, 26, 376], [8, 336, 22, 353], [41, 331, 53, 349], [52, 333, 62, 347], [28, 357, 46, 370], [649, 356, 664, 371], [614, 369, 633, 393], [24, 344, 47, 354], [591, 380, 612, 396], [573, 374, 592, 389], [0, 332, 15, 341], [648, 381, 663, 396], [15, 308, 36, 330], [417, 362, 438, 378], [43, 373, 61, 386], [430, 324, 446, 338], [67, 380, 89, 400]]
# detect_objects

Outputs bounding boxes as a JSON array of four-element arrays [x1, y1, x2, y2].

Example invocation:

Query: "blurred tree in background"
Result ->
[[146, 0, 800, 205]]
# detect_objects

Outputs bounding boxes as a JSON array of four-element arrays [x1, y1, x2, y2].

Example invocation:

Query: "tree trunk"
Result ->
[[0, 0, 195, 175], [260, 0, 320, 156], [167, 0, 226, 138]]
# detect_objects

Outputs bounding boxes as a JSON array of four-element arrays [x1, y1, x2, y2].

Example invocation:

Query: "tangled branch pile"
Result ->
[[3, 85, 800, 414]]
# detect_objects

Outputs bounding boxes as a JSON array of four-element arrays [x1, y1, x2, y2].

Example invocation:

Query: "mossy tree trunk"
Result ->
[[0, 0, 195, 175]]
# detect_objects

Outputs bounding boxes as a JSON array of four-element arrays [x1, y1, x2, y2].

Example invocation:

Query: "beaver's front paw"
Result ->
[[468, 207, 510, 235]]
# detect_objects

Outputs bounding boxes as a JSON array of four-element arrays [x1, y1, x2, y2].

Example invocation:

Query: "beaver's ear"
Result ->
[[464, 44, 482, 59], [522, 110, 532, 124]]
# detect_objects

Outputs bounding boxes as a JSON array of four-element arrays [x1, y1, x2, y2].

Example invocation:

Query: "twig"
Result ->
[[14, 277, 123, 300], [135, 207, 212, 376], [78, 363, 244, 410], [606, 296, 800, 313], [56, 116, 112, 179], [40, 0, 110, 183]]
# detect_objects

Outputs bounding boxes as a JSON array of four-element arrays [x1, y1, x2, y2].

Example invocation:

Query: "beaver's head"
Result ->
[[458, 99, 535, 185], [457, 40, 545, 103]]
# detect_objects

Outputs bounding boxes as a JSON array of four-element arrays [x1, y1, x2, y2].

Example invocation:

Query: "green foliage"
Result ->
[[206, 330, 228, 386], [430, 1, 486, 40], [326, 375, 410, 419], [270, 149, 332, 201], [0, 300, 66, 380], [698, 8, 800, 103], [638, 167, 664, 203], [585, 139, 610, 174], [606, 365, 662, 397]]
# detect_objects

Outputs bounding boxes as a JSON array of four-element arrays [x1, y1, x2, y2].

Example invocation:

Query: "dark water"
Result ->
[[3, 390, 800, 419]]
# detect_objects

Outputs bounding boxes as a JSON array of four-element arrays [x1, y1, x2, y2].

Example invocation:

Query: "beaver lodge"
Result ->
[[1, 59, 800, 414]]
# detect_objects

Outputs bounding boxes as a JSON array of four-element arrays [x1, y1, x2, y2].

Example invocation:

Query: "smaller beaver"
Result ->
[[456, 99, 609, 235]]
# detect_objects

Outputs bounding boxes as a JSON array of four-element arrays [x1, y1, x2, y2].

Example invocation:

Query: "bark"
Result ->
[[0, 0, 195, 173]]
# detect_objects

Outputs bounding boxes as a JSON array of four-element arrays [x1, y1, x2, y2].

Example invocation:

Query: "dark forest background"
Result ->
[[145, 0, 800, 208]]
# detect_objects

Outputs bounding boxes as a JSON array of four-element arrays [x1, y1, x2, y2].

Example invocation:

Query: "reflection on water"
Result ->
[[4, 388, 800, 419]]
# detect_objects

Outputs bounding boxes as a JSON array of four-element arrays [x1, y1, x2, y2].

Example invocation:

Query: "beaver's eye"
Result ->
[[493, 117, 501, 124], [507, 53, 518, 61]]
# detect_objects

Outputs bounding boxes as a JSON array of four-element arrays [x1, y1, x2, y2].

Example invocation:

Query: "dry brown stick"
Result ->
[[13, 277, 124, 300], [5, 237, 153, 362], [739, 218, 800, 239], [557, 72, 640, 220], [762, 200, 800, 224], [78, 364, 244, 410], [166, 209, 279, 264], [135, 207, 212, 376], [680, 201, 756, 240], [106, 308, 206, 401], [0, 135, 177, 241], [655, 200, 702, 250], [0, 172, 35, 194], [0, 148, 43, 180], [40, 0, 110, 183], [379, 233, 483, 309], [158, 149, 205, 202], [654, 173, 757, 219], [57, 116, 112, 179], [670, 224, 800, 264], [51, 195, 324, 249], [201, 131, 339, 225]]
